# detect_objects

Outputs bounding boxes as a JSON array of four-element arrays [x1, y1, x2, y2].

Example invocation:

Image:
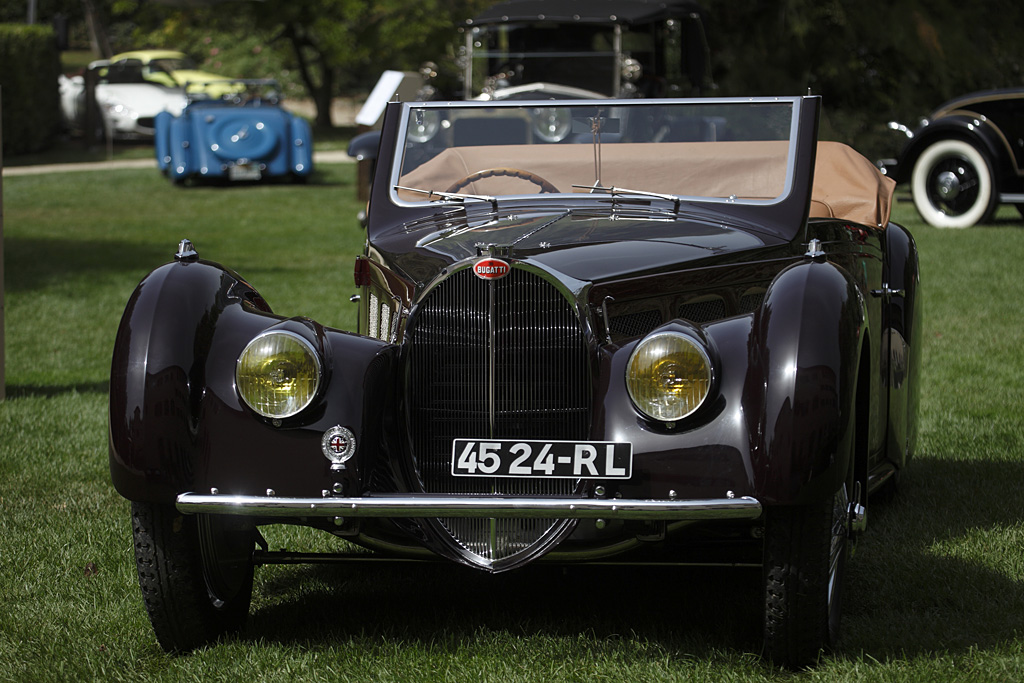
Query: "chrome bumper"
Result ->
[[176, 493, 762, 521]]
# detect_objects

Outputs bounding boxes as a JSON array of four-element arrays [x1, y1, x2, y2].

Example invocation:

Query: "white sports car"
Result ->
[[59, 59, 187, 140]]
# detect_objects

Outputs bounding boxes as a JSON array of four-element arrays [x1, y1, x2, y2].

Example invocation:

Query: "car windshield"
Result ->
[[393, 99, 798, 206], [469, 23, 621, 96]]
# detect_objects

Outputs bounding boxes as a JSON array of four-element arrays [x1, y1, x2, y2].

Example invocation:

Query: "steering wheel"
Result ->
[[446, 167, 560, 194]]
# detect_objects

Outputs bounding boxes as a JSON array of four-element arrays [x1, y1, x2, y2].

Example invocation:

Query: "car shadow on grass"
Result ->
[[5, 381, 110, 399], [238, 455, 1024, 664], [248, 559, 765, 658], [3, 236, 170, 295], [841, 454, 1024, 660]]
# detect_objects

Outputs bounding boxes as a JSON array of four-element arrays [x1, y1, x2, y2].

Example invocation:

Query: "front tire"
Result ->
[[911, 139, 996, 228], [762, 484, 851, 668], [131, 501, 256, 653]]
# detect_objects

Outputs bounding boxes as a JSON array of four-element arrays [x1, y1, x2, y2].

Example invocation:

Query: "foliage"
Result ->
[[20, 0, 1024, 150], [2, 162, 1024, 679], [0, 23, 61, 155], [103, 0, 490, 127], [129, 16, 304, 98], [0, 0, 82, 24], [703, 0, 1024, 158]]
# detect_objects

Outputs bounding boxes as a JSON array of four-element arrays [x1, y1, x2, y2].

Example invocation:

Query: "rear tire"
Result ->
[[762, 484, 850, 668], [131, 501, 256, 652]]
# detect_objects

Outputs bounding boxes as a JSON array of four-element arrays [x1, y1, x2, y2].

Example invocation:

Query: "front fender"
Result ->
[[347, 130, 381, 162], [109, 257, 397, 503], [109, 258, 270, 501], [746, 258, 865, 505]]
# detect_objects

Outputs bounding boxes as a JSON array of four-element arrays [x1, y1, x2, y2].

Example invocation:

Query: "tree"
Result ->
[[239, 0, 487, 128]]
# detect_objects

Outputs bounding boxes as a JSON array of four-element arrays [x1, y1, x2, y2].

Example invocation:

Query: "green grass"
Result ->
[[1, 164, 1023, 681]]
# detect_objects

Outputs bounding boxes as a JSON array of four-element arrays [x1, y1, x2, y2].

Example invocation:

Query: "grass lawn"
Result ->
[[1, 161, 1022, 681]]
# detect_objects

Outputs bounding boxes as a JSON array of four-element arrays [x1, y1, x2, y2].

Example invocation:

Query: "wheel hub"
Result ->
[[935, 170, 961, 200]]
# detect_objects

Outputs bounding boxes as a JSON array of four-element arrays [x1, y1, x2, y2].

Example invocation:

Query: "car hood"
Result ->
[[382, 207, 785, 286]]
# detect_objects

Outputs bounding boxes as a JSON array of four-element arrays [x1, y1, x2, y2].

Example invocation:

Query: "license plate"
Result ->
[[451, 439, 632, 479], [229, 163, 261, 181]]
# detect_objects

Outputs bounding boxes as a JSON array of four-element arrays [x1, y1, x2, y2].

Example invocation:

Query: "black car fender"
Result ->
[[895, 115, 1012, 184], [347, 130, 382, 163], [109, 258, 397, 503], [745, 257, 867, 506]]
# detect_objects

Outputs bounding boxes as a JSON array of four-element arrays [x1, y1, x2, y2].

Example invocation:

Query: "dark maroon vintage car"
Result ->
[[110, 96, 922, 667]]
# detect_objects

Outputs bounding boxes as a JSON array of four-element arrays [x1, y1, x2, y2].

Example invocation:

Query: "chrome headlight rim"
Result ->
[[407, 109, 441, 144], [625, 329, 714, 424], [235, 329, 323, 420], [530, 106, 572, 143]]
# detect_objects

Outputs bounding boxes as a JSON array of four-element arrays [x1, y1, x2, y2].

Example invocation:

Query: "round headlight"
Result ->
[[626, 331, 712, 422], [408, 109, 440, 143], [531, 107, 571, 143], [236, 331, 321, 419]]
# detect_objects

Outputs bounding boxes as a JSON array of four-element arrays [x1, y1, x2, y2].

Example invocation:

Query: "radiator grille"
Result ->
[[405, 266, 589, 568]]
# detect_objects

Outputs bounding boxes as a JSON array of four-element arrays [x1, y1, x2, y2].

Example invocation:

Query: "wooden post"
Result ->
[[1, 88, 5, 402]]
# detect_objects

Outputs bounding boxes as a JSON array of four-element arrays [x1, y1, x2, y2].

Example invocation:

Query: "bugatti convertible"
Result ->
[[110, 96, 921, 667]]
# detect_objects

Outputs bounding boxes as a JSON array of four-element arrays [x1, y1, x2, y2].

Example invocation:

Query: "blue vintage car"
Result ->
[[154, 79, 313, 183]]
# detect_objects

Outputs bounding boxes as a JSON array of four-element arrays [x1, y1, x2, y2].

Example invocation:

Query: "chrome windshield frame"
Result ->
[[388, 97, 805, 211]]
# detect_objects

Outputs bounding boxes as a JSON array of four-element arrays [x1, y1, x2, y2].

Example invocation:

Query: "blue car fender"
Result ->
[[289, 115, 314, 176], [154, 111, 173, 171], [167, 115, 193, 180]]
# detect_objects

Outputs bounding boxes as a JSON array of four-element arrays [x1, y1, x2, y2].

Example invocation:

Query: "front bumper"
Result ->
[[176, 492, 763, 521]]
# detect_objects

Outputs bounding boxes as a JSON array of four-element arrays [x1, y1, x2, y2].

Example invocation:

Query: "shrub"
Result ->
[[0, 23, 61, 156]]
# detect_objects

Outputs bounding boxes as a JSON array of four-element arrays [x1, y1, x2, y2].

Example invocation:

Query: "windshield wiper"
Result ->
[[395, 185, 498, 211], [572, 184, 681, 213]]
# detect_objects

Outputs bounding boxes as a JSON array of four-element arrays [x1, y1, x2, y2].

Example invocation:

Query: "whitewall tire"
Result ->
[[911, 139, 995, 228]]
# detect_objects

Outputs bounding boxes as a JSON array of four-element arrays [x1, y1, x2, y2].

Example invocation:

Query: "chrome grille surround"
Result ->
[[405, 262, 590, 571]]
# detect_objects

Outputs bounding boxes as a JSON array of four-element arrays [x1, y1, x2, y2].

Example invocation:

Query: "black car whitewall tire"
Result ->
[[131, 501, 255, 652], [762, 482, 851, 668], [911, 139, 995, 228]]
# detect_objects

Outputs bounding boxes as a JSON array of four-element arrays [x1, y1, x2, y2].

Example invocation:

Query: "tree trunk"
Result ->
[[313, 62, 334, 129], [81, 0, 113, 58], [285, 23, 334, 129]]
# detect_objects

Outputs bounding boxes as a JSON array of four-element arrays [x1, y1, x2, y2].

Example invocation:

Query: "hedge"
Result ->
[[0, 23, 61, 156]]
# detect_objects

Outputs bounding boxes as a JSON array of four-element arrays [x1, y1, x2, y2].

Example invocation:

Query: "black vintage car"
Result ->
[[110, 96, 922, 667], [458, 0, 712, 99], [349, 0, 712, 198], [877, 87, 1024, 228]]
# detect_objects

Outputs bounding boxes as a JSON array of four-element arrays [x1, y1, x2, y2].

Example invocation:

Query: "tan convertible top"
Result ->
[[398, 140, 895, 228], [810, 141, 895, 228]]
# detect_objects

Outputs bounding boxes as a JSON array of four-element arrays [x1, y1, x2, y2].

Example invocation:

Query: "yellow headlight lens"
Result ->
[[236, 331, 321, 418], [626, 332, 712, 422]]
